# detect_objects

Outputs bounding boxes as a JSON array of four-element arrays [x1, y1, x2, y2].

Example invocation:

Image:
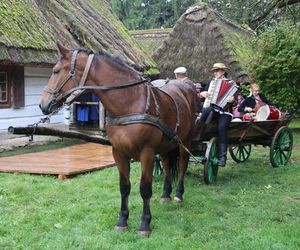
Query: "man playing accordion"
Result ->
[[197, 63, 239, 167]]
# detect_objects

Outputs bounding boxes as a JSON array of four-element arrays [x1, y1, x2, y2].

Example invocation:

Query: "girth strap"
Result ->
[[155, 87, 180, 133], [106, 113, 180, 143], [145, 85, 160, 117]]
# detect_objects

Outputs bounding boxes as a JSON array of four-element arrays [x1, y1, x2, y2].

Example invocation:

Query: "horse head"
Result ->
[[39, 43, 91, 115]]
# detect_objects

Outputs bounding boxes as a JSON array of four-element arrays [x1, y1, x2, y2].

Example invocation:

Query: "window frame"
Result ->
[[0, 66, 11, 108]]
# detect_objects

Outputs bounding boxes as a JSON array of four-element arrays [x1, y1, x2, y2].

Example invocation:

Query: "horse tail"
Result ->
[[168, 146, 179, 181]]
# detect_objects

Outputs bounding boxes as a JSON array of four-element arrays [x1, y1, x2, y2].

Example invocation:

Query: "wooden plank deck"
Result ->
[[0, 143, 115, 179]]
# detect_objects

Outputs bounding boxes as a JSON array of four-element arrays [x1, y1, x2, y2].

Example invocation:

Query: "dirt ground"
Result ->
[[0, 124, 67, 152]]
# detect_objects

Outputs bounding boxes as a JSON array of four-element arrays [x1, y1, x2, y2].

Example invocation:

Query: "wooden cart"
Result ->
[[191, 114, 293, 184]]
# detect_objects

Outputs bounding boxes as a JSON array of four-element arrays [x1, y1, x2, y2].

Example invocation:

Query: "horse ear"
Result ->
[[57, 42, 70, 58]]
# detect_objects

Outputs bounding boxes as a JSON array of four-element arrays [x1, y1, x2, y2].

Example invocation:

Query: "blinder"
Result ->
[[43, 50, 91, 105]]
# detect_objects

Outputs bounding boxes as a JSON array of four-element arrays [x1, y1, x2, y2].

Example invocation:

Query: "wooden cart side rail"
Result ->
[[196, 117, 292, 145]]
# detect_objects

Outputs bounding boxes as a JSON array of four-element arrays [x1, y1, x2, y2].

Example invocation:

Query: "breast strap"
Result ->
[[106, 113, 180, 143], [106, 83, 181, 142]]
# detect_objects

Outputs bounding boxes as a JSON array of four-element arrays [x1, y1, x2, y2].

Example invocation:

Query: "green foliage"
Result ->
[[289, 118, 300, 129], [107, 0, 196, 30], [107, 0, 300, 32], [251, 22, 300, 112]]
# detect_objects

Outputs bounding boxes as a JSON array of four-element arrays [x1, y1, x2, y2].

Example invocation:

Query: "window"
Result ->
[[0, 72, 8, 102], [0, 70, 10, 108], [0, 65, 24, 109]]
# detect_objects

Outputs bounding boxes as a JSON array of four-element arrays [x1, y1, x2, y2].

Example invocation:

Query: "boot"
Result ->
[[218, 143, 227, 167]]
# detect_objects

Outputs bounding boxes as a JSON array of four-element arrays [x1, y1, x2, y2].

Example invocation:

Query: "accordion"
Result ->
[[203, 79, 239, 111]]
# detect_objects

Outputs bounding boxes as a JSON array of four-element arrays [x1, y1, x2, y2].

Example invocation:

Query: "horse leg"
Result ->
[[139, 148, 155, 236], [160, 154, 173, 203], [174, 147, 189, 202], [113, 148, 131, 231]]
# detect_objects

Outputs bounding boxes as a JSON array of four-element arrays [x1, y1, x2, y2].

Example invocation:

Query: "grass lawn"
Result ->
[[0, 124, 299, 249]]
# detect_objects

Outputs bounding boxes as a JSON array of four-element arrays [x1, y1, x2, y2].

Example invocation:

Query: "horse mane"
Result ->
[[73, 47, 93, 55], [96, 50, 141, 77], [69, 47, 142, 78]]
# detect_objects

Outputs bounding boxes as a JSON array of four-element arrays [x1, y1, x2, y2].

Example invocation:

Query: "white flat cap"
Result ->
[[174, 66, 187, 74]]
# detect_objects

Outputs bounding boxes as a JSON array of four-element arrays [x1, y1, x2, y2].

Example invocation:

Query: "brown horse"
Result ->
[[39, 43, 197, 236]]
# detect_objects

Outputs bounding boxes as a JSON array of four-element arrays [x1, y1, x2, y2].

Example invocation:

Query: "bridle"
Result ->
[[43, 50, 148, 107]]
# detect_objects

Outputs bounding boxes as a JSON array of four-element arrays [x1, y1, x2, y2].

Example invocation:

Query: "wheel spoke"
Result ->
[[273, 143, 279, 150], [236, 148, 240, 160], [281, 150, 288, 161], [244, 146, 250, 155], [241, 148, 246, 160], [279, 151, 284, 165], [273, 149, 280, 162]]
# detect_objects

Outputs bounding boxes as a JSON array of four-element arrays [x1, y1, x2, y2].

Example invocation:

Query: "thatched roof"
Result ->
[[152, 3, 255, 83], [130, 29, 172, 57], [0, 0, 155, 71]]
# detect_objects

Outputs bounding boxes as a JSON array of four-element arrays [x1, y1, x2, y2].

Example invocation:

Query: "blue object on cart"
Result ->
[[90, 94, 99, 121]]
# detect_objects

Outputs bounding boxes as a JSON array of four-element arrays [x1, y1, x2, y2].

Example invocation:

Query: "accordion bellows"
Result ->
[[203, 79, 239, 111]]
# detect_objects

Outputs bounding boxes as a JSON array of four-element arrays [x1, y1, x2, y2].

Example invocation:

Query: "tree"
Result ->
[[250, 22, 300, 112], [107, 0, 300, 32]]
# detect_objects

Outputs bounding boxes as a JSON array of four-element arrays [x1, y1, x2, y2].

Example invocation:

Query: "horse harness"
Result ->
[[106, 82, 181, 143], [44, 49, 183, 144]]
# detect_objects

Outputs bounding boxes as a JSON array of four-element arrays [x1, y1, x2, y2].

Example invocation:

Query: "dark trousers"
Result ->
[[199, 107, 232, 150]]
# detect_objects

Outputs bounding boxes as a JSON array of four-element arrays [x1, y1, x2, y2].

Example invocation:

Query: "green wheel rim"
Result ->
[[229, 145, 251, 163], [270, 127, 293, 168], [204, 138, 219, 184]]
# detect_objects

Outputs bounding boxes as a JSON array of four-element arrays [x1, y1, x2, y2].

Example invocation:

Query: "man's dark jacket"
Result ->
[[238, 93, 271, 113]]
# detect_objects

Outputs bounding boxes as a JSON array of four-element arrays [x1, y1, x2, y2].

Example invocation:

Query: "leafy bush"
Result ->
[[251, 22, 300, 113]]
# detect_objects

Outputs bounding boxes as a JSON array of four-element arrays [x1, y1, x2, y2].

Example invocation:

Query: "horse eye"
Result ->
[[53, 68, 60, 74]]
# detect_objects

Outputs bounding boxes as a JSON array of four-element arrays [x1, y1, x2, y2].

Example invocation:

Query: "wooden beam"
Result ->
[[8, 126, 111, 145]]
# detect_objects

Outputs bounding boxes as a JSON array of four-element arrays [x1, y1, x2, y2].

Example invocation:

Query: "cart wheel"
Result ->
[[229, 144, 252, 163], [153, 155, 163, 177], [270, 127, 293, 168], [204, 137, 219, 184]]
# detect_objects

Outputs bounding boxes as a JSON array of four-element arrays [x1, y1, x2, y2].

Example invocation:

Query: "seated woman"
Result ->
[[238, 83, 272, 120], [232, 92, 244, 120]]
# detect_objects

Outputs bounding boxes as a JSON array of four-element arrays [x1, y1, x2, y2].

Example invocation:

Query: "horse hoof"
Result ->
[[174, 196, 183, 203], [115, 225, 128, 232], [160, 197, 171, 204], [138, 230, 151, 237]]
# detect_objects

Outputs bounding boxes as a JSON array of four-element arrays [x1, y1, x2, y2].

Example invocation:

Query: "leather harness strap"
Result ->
[[65, 54, 94, 104], [106, 113, 180, 143], [155, 87, 180, 133]]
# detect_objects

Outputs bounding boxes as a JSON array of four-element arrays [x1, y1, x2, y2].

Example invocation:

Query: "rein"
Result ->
[[61, 78, 149, 100]]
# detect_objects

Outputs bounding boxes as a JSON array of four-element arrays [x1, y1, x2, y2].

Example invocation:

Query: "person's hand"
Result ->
[[245, 107, 253, 112], [227, 96, 234, 103], [200, 91, 208, 98]]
